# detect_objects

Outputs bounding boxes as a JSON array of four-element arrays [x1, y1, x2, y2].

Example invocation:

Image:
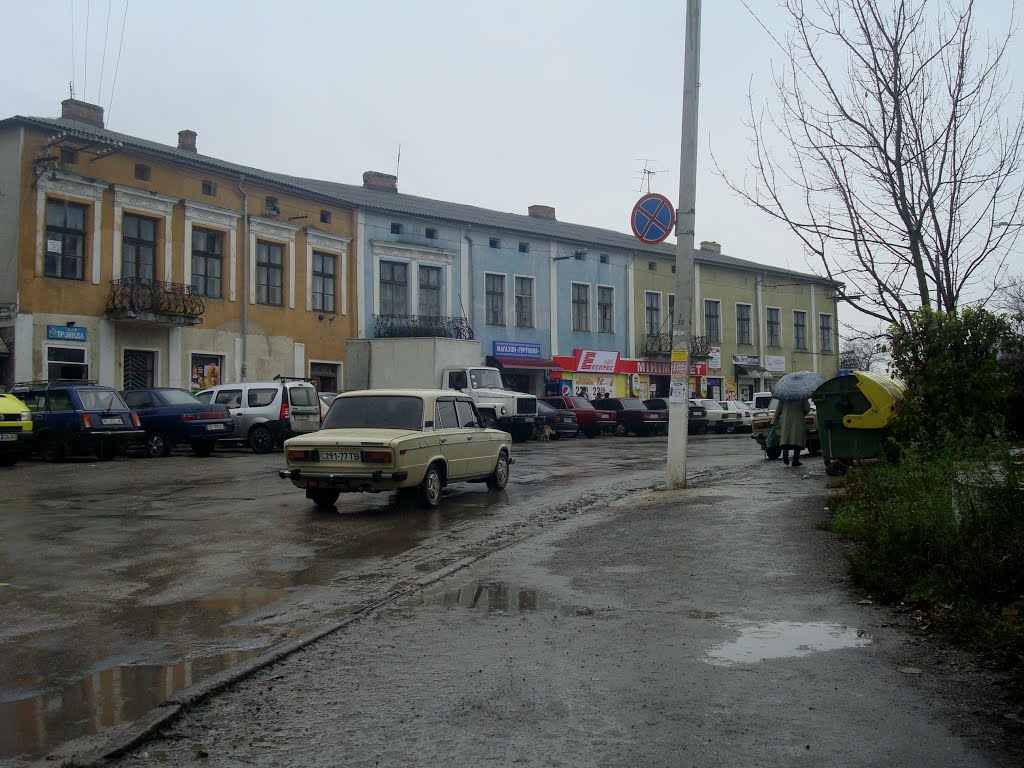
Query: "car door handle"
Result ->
[[440, 438, 447, 444], [466, 436, 473, 441]]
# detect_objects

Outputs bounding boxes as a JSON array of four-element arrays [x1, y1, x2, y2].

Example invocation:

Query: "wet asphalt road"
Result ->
[[0, 431, 754, 763]]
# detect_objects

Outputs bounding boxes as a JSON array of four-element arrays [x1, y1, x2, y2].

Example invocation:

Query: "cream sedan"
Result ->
[[279, 389, 512, 509]]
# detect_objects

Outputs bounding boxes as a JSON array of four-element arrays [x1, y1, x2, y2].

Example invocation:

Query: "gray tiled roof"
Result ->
[[4, 114, 838, 287]]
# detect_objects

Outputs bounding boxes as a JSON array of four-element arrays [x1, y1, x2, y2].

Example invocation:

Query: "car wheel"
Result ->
[[95, 443, 118, 461], [765, 446, 782, 460], [191, 440, 216, 457], [614, 423, 627, 437], [417, 463, 444, 508], [308, 489, 340, 508], [41, 435, 64, 463], [249, 426, 274, 454], [145, 432, 170, 458], [486, 452, 510, 491]]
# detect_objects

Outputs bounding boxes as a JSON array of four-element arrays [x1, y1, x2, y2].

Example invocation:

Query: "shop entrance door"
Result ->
[[124, 349, 155, 390]]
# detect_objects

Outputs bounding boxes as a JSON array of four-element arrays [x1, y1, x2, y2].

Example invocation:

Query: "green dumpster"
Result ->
[[812, 371, 904, 475]]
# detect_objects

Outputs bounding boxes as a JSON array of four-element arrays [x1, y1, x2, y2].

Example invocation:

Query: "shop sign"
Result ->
[[576, 349, 618, 373], [619, 359, 671, 375], [493, 341, 541, 359], [765, 355, 786, 372], [570, 374, 616, 399], [47, 325, 86, 341], [731, 354, 760, 366], [690, 362, 708, 377], [708, 346, 722, 370]]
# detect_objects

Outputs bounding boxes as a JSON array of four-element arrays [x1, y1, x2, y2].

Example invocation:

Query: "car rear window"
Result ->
[[619, 399, 646, 410], [569, 397, 595, 409], [289, 386, 317, 406], [158, 389, 202, 406], [323, 396, 423, 430], [79, 389, 129, 411], [701, 400, 724, 410], [248, 388, 278, 407], [122, 391, 152, 408]]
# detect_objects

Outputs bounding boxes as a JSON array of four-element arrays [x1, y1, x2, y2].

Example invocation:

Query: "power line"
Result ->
[[97, 0, 112, 104], [106, 0, 129, 125]]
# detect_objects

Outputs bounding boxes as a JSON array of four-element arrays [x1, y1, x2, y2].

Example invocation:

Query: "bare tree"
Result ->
[[838, 330, 888, 371], [717, 0, 1024, 325]]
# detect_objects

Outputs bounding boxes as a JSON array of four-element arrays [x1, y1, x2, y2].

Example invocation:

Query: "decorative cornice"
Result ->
[[250, 216, 299, 241], [184, 200, 241, 229], [38, 172, 106, 200], [113, 184, 177, 216], [306, 228, 352, 252], [370, 240, 454, 264]]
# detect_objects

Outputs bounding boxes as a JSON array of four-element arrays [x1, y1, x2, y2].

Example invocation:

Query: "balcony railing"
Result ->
[[105, 278, 205, 325], [373, 314, 474, 340], [641, 333, 673, 358]]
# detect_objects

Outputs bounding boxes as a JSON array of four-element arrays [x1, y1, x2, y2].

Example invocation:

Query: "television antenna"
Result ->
[[634, 159, 667, 194]]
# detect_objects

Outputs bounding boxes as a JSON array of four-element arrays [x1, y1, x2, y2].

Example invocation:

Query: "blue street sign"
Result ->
[[631, 193, 675, 245]]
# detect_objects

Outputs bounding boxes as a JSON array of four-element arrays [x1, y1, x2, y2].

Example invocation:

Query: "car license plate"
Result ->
[[206, 423, 227, 431], [523, 417, 534, 423], [295, 413, 316, 421], [320, 451, 361, 462], [0, 433, 16, 441], [102, 417, 122, 425]]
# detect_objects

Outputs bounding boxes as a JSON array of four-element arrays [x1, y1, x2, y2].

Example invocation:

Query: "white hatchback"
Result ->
[[719, 400, 753, 432]]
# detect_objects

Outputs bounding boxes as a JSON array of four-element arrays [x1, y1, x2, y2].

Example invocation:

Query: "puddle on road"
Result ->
[[0, 647, 265, 762], [430, 581, 592, 618], [705, 621, 871, 666]]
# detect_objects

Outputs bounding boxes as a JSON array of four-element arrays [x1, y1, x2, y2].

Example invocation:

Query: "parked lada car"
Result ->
[[539, 395, 616, 437], [591, 397, 667, 437], [720, 400, 753, 433], [751, 397, 820, 458], [0, 390, 33, 466], [121, 387, 235, 457], [692, 398, 741, 434], [195, 376, 321, 453], [11, 381, 144, 461], [280, 389, 512, 509], [641, 397, 711, 435]]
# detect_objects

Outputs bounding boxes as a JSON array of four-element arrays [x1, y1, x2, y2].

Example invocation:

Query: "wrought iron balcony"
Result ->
[[373, 314, 473, 340], [641, 333, 673, 358], [106, 278, 205, 325]]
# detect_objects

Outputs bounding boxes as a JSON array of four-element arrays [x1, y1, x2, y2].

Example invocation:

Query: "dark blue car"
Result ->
[[12, 381, 146, 461], [121, 388, 234, 457]]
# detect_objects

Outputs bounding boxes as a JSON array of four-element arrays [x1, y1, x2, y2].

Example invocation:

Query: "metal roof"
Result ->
[[2, 114, 839, 287]]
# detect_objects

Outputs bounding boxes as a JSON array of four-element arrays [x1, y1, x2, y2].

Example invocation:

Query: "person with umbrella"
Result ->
[[770, 371, 824, 467]]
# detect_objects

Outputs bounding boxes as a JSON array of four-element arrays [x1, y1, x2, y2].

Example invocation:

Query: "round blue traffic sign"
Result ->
[[631, 193, 675, 245]]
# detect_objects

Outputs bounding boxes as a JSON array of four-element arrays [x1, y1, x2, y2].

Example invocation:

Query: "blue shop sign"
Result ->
[[493, 341, 541, 359], [47, 325, 87, 342]]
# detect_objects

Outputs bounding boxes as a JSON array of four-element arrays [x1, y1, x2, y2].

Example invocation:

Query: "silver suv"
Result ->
[[195, 377, 321, 453]]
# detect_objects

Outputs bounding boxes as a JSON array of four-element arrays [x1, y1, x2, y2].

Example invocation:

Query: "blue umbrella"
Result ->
[[772, 370, 825, 401]]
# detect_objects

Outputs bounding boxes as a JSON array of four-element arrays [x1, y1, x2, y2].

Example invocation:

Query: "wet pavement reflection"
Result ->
[[704, 620, 872, 666]]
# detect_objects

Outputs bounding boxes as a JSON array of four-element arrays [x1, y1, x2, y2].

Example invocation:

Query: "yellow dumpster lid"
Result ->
[[843, 371, 905, 429]]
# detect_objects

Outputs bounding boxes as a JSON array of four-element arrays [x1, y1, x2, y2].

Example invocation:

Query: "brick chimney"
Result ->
[[362, 171, 398, 192], [528, 205, 556, 221], [60, 98, 104, 128], [177, 130, 197, 153], [699, 240, 722, 253]]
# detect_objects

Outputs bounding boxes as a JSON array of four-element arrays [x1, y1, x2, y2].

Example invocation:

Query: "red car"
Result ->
[[591, 397, 667, 437], [540, 395, 617, 437]]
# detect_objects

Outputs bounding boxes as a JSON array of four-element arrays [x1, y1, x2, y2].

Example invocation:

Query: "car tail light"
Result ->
[[280, 401, 290, 420], [81, 414, 93, 428], [131, 412, 141, 427], [643, 411, 652, 418], [180, 413, 197, 421], [288, 448, 313, 462], [361, 450, 391, 464]]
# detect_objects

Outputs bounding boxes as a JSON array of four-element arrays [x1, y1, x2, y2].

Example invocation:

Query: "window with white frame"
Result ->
[[47, 346, 88, 380], [419, 265, 442, 316], [794, 310, 807, 349], [598, 286, 614, 333], [704, 300, 721, 343], [645, 292, 661, 336], [486, 273, 505, 326], [572, 283, 590, 332], [122, 213, 158, 282], [256, 240, 284, 305], [380, 261, 408, 315], [819, 313, 834, 352], [736, 303, 752, 345], [192, 228, 223, 298], [515, 276, 534, 328], [312, 251, 336, 313], [767, 307, 782, 347], [45, 199, 87, 280]]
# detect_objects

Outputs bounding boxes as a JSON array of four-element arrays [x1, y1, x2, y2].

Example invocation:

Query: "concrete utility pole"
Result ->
[[667, 0, 701, 489]]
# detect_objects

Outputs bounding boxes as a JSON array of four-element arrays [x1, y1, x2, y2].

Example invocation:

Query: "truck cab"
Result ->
[[442, 366, 537, 442]]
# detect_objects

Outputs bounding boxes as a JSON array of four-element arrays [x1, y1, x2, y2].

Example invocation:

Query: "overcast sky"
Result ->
[[3, 0, 1022, 333]]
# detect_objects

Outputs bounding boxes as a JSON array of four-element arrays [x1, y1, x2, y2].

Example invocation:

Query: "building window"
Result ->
[[390, 222, 403, 235], [310, 362, 340, 393], [736, 304, 752, 345], [419, 265, 441, 316], [767, 307, 782, 347], [191, 228, 223, 298], [60, 148, 77, 164], [425, 227, 438, 240], [704, 300, 721, 343], [820, 313, 834, 352], [669, 294, 675, 327], [598, 286, 614, 333], [572, 283, 590, 332], [202, 179, 216, 196], [256, 240, 284, 305], [515, 276, 534, 328], [794, 311, 807, 349], [489, 237, 500, 249], [47, 346, 88, 380], [486, 273, 505, 326], [380, 260, 408, 315], [44, 199, 86, 280], [312, 251, 337, 313], [319, 209, 331, 224], [122, 213, 158, 281], [518, 242, 530, 253], [645, 292, 661, 336], [123, 349, 156, 390], [648, 261, 656, 271], [134, 163, 151, 181], [672, 265, 676, 274], [190, 353, 223, 390], [599, 254, 608, 264]]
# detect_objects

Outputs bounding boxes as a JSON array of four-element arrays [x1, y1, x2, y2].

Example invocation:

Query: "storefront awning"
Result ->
[[737, 364, 773, 378], [494, 357, 563, 371]]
